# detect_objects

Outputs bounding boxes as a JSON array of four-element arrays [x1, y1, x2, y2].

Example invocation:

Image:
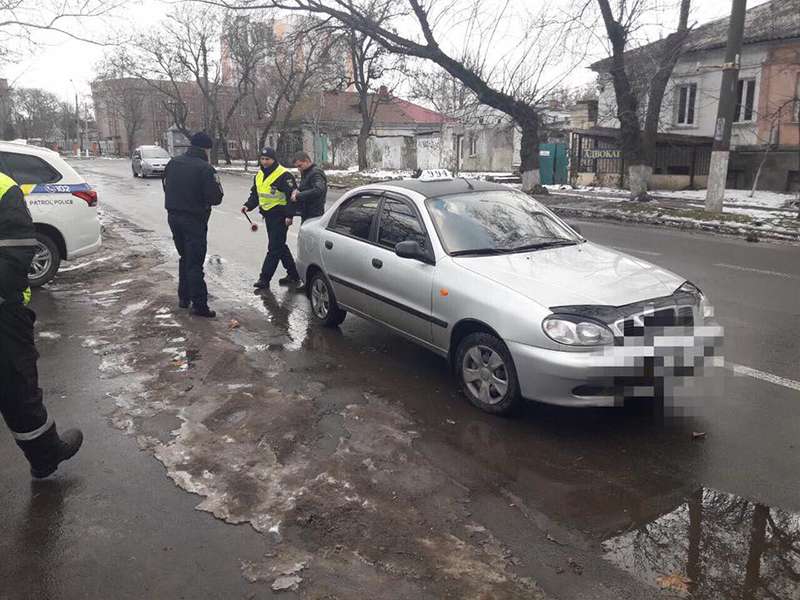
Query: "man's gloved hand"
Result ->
[[290, 190, 299, 202], [285, 216, 294, 227]]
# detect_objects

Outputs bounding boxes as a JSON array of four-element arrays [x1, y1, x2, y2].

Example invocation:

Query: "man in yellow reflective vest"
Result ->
[[0, 171, 83, 478], [242, 147, 300, 289]]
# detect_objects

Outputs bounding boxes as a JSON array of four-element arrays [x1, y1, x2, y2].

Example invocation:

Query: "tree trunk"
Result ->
[[518, 116, 543, 194], [357, 126, 369, 171]]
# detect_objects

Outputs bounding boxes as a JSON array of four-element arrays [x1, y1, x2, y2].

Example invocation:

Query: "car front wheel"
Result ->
[[456, 332, 521, 415], [28, 232, 61, 287], [309, 271, 346, 327]]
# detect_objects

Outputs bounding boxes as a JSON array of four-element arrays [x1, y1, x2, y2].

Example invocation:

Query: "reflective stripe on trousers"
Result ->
[[11, 413, 54, 441]]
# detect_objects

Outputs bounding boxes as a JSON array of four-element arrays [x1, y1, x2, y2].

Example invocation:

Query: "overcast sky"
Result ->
[[1, 0, 774, 105]]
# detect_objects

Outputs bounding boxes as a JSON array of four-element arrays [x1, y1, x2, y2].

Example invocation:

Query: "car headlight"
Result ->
[[543, 316, 614, 346], [677, 281, 713, 318]]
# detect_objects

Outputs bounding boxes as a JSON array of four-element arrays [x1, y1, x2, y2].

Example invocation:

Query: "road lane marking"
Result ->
[[611, 246, 662, 256], [713, 263, 797, 279], [728, 362, 800, 392]]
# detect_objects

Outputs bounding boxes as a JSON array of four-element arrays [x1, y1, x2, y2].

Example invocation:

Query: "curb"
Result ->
[[546, 204, 800, 243]]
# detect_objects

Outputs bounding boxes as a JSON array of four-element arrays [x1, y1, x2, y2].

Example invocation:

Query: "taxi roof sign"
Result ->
[[414, 169, 453, 182]]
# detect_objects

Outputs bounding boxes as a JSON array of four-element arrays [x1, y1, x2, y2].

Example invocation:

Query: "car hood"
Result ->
[[452, 242, 685, 308]]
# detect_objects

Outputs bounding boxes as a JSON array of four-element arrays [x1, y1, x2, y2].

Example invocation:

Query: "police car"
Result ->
[[0, 142, 102, 286]]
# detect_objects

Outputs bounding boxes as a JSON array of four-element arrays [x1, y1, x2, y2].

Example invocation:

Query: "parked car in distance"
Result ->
[[0, 141, 101, 287], [296, 172, 716, 415], [132, 145, 171, 178]]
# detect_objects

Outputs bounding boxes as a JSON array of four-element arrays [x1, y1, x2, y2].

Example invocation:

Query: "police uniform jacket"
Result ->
[[0, 177, 35, 305], [163, 146, 224, 215]]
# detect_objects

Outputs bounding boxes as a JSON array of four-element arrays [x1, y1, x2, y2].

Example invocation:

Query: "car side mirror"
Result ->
[[395, 240, 432, 263]]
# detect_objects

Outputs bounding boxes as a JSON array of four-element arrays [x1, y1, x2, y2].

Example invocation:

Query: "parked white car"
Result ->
[[0, 142, 102, 286]]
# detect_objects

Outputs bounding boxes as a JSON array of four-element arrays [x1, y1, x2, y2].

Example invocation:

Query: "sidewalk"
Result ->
[[536, 187, 800, 243]]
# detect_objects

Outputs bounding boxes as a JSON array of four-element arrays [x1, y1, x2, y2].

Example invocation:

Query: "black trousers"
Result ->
[[260, 207, 299, 282], [168, 210, 210, 307], [0, 304, 51, 440]]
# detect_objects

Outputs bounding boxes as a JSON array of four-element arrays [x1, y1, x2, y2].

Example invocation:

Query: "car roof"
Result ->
[[377, 178, 511, 198], [0, 141, 59, 157]]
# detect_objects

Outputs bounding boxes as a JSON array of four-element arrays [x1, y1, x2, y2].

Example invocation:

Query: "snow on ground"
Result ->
[[653, 188, 798, 209]]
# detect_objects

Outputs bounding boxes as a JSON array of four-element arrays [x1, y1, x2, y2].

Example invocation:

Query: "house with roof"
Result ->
[[591, 0, 800, 192], [268, 89, 450, 170]]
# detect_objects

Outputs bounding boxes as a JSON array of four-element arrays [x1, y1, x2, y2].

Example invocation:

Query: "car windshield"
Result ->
[[141, 147, 170, 159], [425, 190, 582, 255]]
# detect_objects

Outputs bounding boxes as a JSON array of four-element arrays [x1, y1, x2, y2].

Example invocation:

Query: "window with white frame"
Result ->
[[734, 78, 757, 123], [675, 83, 697, 125], [468, 134, 477, 156]]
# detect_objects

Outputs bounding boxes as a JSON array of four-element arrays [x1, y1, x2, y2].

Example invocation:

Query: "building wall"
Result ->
[[596, 44, 771, 147], [575, 172, 708, 190], [757, 43, 800, 147]]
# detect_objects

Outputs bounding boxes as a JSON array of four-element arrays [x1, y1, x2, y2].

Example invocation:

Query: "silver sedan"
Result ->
[[296, 176, 718, 415]]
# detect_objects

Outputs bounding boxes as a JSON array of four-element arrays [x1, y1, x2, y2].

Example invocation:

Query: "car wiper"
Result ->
[[505, 240, 579, 253], [450, 248, 509, 257]]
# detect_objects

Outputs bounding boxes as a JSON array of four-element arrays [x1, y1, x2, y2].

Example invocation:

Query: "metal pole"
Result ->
[[705, 0, 748, 213], [75, 92, 80, 156]]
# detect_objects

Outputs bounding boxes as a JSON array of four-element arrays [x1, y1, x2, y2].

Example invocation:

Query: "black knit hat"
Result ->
[[259, 146, 277, 160], [190, 131, 213, 149]]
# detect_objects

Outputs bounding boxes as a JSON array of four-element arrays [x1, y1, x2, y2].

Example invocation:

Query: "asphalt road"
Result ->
[[2, 157, 798, 599]]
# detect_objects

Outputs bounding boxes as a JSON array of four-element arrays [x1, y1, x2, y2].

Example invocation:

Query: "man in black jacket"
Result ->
[[289, 152, 327, 292], [163, 132, 224, 317], [0, 170, 83, 478], [242, 147, 300, 289], [289, 151, 327, 222]]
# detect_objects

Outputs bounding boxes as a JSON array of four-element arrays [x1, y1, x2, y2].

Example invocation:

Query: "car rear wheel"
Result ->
[[309, 271, 346, 327], [456, 332, 521, 415], [28, 232, 61, 288]]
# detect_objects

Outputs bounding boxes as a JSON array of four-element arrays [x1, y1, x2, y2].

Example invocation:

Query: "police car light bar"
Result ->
[[415, 169, 453, 182]]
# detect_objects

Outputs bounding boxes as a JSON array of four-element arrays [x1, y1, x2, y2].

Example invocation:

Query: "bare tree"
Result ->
[[193, 0, 591, 193], [594, 0, 691, 200], [0, 0, 119, 56], [251, 16, 345, 153], [94, 62, 148, 156], [8, 87, 62, 144], [341, 1, 403, 170]]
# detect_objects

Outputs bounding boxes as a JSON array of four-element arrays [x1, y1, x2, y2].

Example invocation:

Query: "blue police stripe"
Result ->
[[30, 183, 92, 194]]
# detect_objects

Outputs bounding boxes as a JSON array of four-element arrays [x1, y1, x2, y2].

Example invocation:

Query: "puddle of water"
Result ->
[[602, 487, 800, 599]]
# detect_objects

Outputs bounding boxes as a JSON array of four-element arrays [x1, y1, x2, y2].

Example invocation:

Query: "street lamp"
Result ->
[[69, 79, 83, 156]]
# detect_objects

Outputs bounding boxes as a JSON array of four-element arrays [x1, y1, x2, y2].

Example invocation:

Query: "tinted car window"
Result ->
[[378, 197, 427, 250], [332, 195, 380, 240], [0, 152, 61, 184]]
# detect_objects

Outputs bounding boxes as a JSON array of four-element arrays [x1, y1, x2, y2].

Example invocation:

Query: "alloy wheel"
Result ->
[[29, 242, 53, 280], [311, 277, 330, 319]]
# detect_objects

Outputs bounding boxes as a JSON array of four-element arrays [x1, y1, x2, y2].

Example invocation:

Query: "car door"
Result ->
[[322, 193, 381, 314], [367, 194, 436, 344]]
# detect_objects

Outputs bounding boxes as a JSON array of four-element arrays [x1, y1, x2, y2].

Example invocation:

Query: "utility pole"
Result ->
[[74, 92, 81, 156], [705, 0, 747, 213]]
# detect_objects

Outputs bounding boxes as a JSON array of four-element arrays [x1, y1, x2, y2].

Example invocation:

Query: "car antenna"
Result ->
[[458, 176, 474, 190]]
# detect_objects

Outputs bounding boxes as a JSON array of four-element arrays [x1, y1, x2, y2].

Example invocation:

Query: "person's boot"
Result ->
[[17, 425, 83, 479], [179, 299, 190, 309], [253, 279, 269, 289], [293, 281, 307, 294], [278, 275, 300, 286], [191, 305, 216, 318]]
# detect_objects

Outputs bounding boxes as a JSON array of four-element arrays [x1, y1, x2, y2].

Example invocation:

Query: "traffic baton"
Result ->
[[242, 208, 258, 232]]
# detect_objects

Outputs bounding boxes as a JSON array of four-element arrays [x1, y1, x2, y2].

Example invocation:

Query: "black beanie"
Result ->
[[190, 131, 213, 149], [259, 147, 277, 160]]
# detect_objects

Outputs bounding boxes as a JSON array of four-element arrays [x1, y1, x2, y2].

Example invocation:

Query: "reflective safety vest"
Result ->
[[256, 165, 289, 212], [0, 171, 33, 306]]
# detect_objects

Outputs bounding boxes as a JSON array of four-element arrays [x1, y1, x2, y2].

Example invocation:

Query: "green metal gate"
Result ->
[[538, 143, 568, 185]]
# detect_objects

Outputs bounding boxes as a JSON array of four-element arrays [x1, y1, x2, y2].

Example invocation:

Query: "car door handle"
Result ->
[[325, 240, 333, 250], [371, 258, 383, 269]]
